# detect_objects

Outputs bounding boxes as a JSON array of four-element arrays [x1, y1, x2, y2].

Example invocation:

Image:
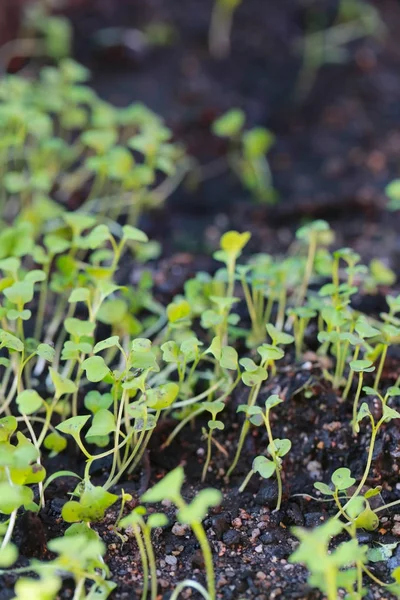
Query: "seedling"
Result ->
[[237, 394, 290, 511], [119, 506, 168, 600], [209, 0, 242, 59], [211, 111, 275, 202], [142, 467, 222, 600]]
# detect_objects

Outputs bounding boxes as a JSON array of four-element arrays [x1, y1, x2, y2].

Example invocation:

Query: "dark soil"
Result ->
[[2, 0, 400, 598]]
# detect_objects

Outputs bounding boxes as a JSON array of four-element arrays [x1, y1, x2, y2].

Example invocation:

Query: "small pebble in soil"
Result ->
[[306, 460, 323, 480], [172, 522, 189, 536], [304, 512, 326, 527], [222, 529, 243, 546], [255, 480, 278, 506], [392, 522, 400, 536], [212, 513, 230, 539]]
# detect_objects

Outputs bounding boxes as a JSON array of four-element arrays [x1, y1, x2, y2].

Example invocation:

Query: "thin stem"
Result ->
[[202, 430, 213, 483], [297, 233, 317, 306], [142, 527, 158, 600], [374, 345, 387, 391], [191, 521, 216, 600], [264, 410, 283, 511], [1, 510, 17, 549], [342, 345, 360, 400], [132, 525, 149, 600], [352, 372, 364, 434], [169, 580, 211, 600], [239, 469, 254, 493]]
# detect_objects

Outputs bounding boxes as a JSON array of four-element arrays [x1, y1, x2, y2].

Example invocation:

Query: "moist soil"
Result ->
[[2, 0, 400, 598]]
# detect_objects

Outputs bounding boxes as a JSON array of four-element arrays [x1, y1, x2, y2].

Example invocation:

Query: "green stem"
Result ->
[[352, 372, 364, 434], [264, 410, 283, 511], [339, 421, 381, 516], [342, 345, 360, 400], [239, 469, 254, 493], [191, 521, 216, 600], [202, 430, 213, 482], [373, 345, 387, 392], [298, 232, 317, 306], [133, 525, 149, 600], [142, 526, 158, 600]]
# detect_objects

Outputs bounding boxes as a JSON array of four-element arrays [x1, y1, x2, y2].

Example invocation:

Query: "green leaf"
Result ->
[[350, 359, 374, 373], [69, 287, 90, 303], [331, 467, 355, 491], [241, 366, 268, 387], [86, 409, 115, 438], [84, 391, 113, 414], [0, 543, 18, 567], [354, 319, 380, 339], [82, 356, 110, 383], [266, 323, 294, 345], [0, 416, 17, 442], [268, 438, 291, 457], [94, 336, 120, 354], [383, 404, 400, 422], [220, 230, 251, 258], [357, 402, 371, 424], [16, 390, 43, 415], [147, 513, 169, 529], [368, 543, 398, 563], [4, 281, 34, 305], [355, 504, 379, 531], [13, 575, 62, 600], [239, 357, 258, 372], [146, 382, 179, 410], [141, 466, 184, 504], [167, 300, 191, 324], [208, 420, 224, 431], [122, 225, 148, 243], [43, 432, 67, 456], [212, 109, 245, 137], [62, 484, 118, 523], [131, 338, 158, 370], [49, 367, 77, 398], [161, 340, 180, 363], [64, 318, 95, 339], [370, 258, 396, 286], [257, 344, 284, 362], [178, 489, 222, 524], [265, 395, 283, 410], [364, 486, 382, 499], [56, 415, 90, 438], [314, 482, 334, 496], [243, 127, 274, 158], [36, 343, 55, 362], [252, 455, 276, 479], [81, 129, 117, 153], [220, 346, 238, 370], [296, 220, 330, 242], [0, 482, 33, 513]]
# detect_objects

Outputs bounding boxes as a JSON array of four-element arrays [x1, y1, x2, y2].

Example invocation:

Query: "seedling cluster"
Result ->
[[0, 12, 399, 600]]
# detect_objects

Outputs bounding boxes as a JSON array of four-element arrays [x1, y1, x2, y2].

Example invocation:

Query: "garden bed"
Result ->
[[0, 1, 400, 599]]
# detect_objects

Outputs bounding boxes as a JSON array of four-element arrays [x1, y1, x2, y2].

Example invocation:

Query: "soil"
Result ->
[[2, 0, 400, 598]]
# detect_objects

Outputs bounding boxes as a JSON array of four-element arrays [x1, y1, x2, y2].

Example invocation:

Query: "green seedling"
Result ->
[[296, 219, 333, 306], [237, 394, 290, 511], [211, 111, 275, 202], [209, 0, 242, 59], [201, 400, 225, 482], [290, 519, 368, 600], [120, 506, 168, 600], [347, 359, 375, 434], [142, 467, 222, 600]]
